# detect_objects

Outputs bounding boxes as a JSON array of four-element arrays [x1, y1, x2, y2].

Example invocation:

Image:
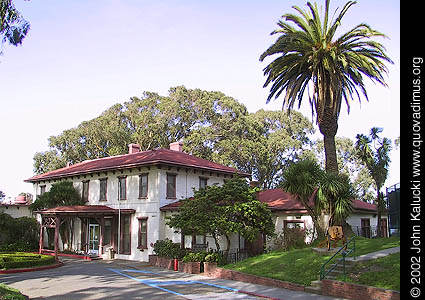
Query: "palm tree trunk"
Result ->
[[376, 190, 382, 237], [322, 132, 338, 174]]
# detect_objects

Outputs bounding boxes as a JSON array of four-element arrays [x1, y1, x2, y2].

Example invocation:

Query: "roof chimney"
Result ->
[[169, 141, 183, 152], [128, 143, 141, 154]]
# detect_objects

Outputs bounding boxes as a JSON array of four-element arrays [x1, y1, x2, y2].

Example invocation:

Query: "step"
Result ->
[[305, 286, 322, 295], [329, 263, 353, 271], [310, 280, 322, 288]]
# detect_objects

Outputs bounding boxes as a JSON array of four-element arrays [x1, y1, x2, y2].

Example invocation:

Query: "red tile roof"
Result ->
[[258, 189, 378, 213], [160, 188, 378, 213], [25, 148, 250, 182]]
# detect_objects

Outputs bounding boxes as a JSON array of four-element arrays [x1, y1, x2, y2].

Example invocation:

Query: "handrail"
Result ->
[[320, 235, 356, 280]]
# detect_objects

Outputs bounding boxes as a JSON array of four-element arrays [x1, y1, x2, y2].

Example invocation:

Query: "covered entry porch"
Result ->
[[36, 205, 135, 260]]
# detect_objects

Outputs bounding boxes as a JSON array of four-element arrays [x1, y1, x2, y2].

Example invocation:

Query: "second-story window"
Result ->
[[166, 173, 176, 199], [40, 185, 46, 195], [139, 174, 148, 198], [118, 177, 127, 200], [199, 177, 208, 189], [82, 181, 89, 202], [99, 178, 107, 201]]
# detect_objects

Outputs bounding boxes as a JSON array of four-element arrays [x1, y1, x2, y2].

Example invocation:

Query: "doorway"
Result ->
[[89, 223, 100, 255]]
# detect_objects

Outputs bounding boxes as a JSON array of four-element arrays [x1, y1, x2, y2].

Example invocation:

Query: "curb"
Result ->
[[0, 261, 64, 274], [239, 289, 282, 300]]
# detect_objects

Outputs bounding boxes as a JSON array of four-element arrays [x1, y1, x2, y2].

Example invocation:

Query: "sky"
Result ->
[[0, 0, 400, 201]]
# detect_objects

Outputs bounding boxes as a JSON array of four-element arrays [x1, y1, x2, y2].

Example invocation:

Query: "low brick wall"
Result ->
[[205, 266, 305, 292], [321, 279, 400, 300], [178, 261, 201, 274], [148, 255, 175, 271]]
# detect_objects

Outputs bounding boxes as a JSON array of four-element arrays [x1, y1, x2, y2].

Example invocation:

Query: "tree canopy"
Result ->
[[0, 0, 30, 55], [166, 177, 275, 252], [29, 181, 83, 212], [34, 86, 314, 189]]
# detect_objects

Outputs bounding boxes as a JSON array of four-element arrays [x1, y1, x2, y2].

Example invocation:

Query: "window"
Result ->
[[82, 181, 89, 202], [138, 218, 148, 249], [99, 178, 107, 201], [119, 215, 131, 254], [104, 218, 112, 245], [166, 173, 176, 198], [40, 185, 46, 195], [118, 177, 126, 200], [284, 220, 305, 231], [199, 177, 208, 189], [139, 174, 148, 198]]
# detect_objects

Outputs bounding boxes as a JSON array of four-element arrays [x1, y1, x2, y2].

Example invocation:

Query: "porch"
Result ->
[[36, 205, 135, 260]]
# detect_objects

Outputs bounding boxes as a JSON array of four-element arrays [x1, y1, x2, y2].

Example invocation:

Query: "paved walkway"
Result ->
[[346, 246, 400, 262], [2, 258, 345, 300]]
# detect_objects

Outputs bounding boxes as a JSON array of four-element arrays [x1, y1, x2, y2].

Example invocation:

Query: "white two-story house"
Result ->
[[25, 142, 250, 261]]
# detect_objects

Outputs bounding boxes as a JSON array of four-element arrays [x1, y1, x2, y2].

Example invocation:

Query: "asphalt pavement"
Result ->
[[1, 258, 344, 300]]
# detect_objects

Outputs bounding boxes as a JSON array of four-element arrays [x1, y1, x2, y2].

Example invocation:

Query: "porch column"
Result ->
[[54, 216, 60, 260], [99, 216, 105, 256], [39, 220, 44, 254]]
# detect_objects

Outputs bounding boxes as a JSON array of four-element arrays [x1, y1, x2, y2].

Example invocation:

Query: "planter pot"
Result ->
[[204, 262, 217, 275], [178, 261, 201, 274]]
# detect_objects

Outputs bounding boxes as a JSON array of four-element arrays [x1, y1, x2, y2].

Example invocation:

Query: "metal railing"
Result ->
[[320, 236, 356, 280], [217, 249, 249, 264]]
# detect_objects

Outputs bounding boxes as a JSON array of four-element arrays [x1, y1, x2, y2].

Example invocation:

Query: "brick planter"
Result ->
[[178, 261, 201, 274], [321, 279, 400, 300], [148, 254, 158, 266], [204, 262, 218, 276]]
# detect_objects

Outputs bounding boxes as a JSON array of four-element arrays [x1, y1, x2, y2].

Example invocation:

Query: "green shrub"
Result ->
[[0, 213, 39, 251], [205, 252, 220, 263], [182, 251, 208, 263], [152, 239, 186, 259], [0, 252, 55, 270]]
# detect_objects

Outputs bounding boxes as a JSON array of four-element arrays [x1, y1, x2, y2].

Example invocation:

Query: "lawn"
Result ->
[[0, 284, 27, 300], [336, 252, 400, 291], [224, 236, 400, 286], [0, 252, 55, 270]]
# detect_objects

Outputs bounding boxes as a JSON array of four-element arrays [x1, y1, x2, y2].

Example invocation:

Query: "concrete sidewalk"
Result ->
[[346, 246, 400, 262]]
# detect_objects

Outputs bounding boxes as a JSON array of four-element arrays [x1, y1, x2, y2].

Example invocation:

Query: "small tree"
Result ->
[[355, 127, 392, 237], [30, 181, 84, 250], [166, 177, 274, 253], [281, 159, 355, 240]]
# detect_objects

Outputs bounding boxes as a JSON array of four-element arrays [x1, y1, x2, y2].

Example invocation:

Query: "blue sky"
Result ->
[[0, 0, 400, 200]]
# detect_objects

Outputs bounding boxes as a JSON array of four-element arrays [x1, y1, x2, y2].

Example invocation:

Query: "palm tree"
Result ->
[[355, 127, 391, 237], [260, 0, 393, 174], [281, 159, 326, 239]]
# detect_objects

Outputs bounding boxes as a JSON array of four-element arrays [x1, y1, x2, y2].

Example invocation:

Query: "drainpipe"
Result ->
[[118, 179, 121, 256]]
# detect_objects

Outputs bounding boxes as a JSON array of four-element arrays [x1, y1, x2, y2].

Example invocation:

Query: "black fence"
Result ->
[[217, 248, 249, 264], [351, 226, 392, 238]]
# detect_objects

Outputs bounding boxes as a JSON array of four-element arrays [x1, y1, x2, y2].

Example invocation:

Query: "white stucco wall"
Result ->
[[0, 205, 32, 218]]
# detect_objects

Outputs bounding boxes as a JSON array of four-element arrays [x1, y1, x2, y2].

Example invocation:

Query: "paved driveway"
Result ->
[[1, 258, 342, 300]]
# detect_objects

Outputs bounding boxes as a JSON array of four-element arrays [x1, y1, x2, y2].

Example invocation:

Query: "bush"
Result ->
[[0, 213, 39, 251], [271, 228, 307, 251], [182, 251, 208, 263], [205, 252, 220, 263], [0, 252, 55, 270], [152, 239, 186, 259]]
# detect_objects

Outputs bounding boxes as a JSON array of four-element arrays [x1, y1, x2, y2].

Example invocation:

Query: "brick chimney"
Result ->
[[169, 142, 183, 152], [128, 143, 141, 154]]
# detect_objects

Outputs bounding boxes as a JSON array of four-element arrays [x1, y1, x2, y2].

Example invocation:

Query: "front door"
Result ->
[[89, 224, 100, 255], [361, 219, 371, 238]]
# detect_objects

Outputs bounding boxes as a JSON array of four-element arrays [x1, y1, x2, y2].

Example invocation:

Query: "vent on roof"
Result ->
[[128, 143, 141, 154], [169, 142, 183, 152]]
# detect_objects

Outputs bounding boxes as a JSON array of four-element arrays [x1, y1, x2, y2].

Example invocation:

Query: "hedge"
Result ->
[[0, 252, 55, 270]]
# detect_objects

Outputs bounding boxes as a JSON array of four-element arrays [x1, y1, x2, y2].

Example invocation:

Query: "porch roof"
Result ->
[[35, 205, 135, 217]]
